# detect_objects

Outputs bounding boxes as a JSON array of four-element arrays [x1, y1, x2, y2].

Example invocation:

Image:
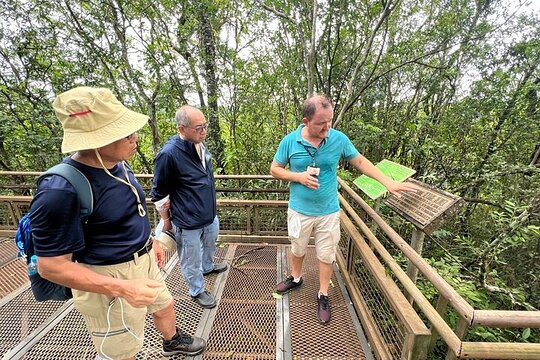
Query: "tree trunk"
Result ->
[[198, 4, 224, 172]]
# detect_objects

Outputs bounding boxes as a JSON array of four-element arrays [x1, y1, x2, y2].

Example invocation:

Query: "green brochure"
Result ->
[[352, 159, 415, 200]]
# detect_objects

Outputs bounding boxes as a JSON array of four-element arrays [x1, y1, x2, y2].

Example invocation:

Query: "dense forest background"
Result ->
[[1, 0, 539, 344]]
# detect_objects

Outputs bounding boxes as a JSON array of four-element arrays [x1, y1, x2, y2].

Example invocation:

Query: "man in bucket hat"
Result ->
[[29, 87, 206, 359]]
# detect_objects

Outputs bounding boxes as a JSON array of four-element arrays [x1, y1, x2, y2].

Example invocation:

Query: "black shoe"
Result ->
[[276, 276, 303, 294], [203, 263, 228, 276], [191, 290, 217, 309], [162, 327, 206, 356], [317, 294, 331, 324]]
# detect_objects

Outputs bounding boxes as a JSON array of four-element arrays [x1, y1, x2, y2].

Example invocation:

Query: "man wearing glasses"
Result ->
[[151, 105, 227, 309]]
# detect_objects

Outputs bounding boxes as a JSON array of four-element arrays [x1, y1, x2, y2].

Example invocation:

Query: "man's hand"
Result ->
[[385, 180, 420, 197], [160, 200, 170, 212], [153, 239, 165, 268], [271, 161, 319, 190], [297, 171, 319, 189], [122, 279, 161, 308]]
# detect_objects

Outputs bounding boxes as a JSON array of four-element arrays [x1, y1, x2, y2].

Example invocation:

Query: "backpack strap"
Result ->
[[39, 163, 94, 217]]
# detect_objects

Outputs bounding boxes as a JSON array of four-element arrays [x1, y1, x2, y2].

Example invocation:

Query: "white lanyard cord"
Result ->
[[94, 150, 146, 217]]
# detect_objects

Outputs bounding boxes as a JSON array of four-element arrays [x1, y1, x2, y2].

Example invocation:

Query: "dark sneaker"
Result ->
[[203, 263, 228, 276], [162, 327, 206, 356], [317, 294, 331, 324], [192, 290, 216, 309], [276, 276, 303, 294]]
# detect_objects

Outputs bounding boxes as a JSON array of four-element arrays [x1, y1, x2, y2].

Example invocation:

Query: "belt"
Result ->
[[99, 240, 153, 266]]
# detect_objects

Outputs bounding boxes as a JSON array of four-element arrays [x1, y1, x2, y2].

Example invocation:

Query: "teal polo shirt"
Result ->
[[273, 125, 359, 216]]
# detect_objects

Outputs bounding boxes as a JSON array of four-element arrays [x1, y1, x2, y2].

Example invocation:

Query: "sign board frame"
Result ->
[[384, 178, 464, 234]]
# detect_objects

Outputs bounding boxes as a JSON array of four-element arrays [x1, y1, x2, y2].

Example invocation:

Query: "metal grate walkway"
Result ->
[[1, 244, 372, 360]]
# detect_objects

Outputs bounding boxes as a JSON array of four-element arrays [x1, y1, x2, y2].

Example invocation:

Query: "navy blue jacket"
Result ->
[[151, 135, 217, 230]]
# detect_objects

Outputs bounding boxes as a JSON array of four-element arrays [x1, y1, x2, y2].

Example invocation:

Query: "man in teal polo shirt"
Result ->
[[271, 94, 417, 324]]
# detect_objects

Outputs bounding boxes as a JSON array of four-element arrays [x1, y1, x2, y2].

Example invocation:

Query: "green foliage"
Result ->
[[0, 1, 539, 350]]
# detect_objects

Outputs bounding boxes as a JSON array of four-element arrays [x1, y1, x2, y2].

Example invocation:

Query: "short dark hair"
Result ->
[[302, 94, 333, 120]]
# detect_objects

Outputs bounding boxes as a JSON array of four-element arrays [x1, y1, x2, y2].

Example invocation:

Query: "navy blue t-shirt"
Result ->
[[29, 158, 151, 265]]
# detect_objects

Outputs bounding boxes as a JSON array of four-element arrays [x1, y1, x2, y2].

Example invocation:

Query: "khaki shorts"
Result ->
[[73, 248, 173, 359], [287, 208, 341, 263]]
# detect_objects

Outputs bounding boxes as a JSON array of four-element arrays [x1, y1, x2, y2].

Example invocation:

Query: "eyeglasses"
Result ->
[[187, 123, 209, 133]]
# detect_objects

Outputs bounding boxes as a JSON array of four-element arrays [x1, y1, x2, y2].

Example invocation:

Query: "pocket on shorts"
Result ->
[[72, 289, 108, 316], [287, 209, 301, 239]]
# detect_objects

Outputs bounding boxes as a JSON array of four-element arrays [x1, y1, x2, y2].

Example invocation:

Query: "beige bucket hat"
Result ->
[[52, 87, 149, 153]]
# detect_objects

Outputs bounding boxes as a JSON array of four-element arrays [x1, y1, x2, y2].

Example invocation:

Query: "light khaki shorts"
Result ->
[[287, 208, 341, 263], [73, 248, 173, 359]]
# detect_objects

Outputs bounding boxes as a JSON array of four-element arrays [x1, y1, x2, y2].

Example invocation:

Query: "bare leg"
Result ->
[[318, 260, 333, 295], [290, 253, 304, 279], [151, 300, 177, 340]]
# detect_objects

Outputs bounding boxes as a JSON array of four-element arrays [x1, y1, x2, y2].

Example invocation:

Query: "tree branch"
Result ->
[[452, 165, 539, 193], [479, 191, 540, 308], [334, 0, 400, 128], [255, 0, 299, 25], [462, 197, 504, 210]]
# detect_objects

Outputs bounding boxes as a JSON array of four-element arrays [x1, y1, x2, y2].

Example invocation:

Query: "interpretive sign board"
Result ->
[[353, 159, 416, 200], [384, 178, 464, 234]]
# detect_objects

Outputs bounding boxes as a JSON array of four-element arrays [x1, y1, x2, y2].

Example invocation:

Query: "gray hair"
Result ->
[[175, 107, 190, 127], [302, 94, 333, 120]]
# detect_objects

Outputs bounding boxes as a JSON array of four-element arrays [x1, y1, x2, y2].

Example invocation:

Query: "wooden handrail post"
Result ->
[[252, 205, 258, 235], [428, 296, 449, 354], [369, 197, 383, 242], [7, 202, 19, 227], [346, 224, 354, 272], [405, 228, 426, 303], [402, 332, 431, 360], [445, 317, 469, 360], [246, 205, 252, 235]]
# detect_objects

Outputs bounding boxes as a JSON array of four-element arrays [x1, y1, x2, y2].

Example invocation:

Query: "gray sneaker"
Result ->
[[317, 294, 331, 324], [191, 290, 216, 309], [203, 263, 228, 276], [276, 276, 303, 294], [162, 327, 206, 356]]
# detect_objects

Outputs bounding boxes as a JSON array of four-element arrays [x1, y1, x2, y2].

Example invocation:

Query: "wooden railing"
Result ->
[[338, 178, 540, 360], [0, 172, 539, 359]]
